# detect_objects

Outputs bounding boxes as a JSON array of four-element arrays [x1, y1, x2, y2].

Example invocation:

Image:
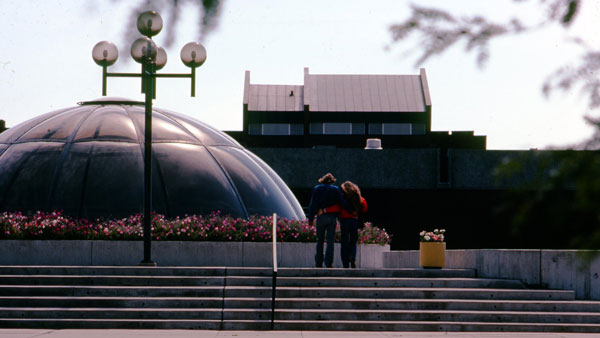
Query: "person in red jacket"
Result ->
[[320, 181, 367, 268]]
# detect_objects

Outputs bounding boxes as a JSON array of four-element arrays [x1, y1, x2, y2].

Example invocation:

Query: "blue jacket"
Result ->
[[306, 184, 350, 221]]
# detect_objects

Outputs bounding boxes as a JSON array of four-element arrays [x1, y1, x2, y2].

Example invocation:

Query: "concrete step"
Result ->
[[3, 318, 600, 332], [0, 285, 225, 298], [267, 298, 600, 312], [227, 286, 574, 301], [0, 266, 231, 277], [267, 320, 600, 333], [0, 266, 476, 278], [276, 268, 476, 278], [0, 284, 572, 300], [0, 318, 223, 330], [0, 296, 224, 308], [0, 275, 226, 286], [0, 307, 223, 320], [0, 275, 524, 289], [0, 264, 592, 332], [3, 296, 598, 313], [4, 307, 599, 324], [267, 309, 600, 324], [274, 277, 524, 289]]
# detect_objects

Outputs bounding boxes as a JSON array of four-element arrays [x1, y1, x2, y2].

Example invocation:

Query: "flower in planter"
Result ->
[[0, 210, 392, 245], [359, 222, 392, 245], [419, 229, 446, 242]]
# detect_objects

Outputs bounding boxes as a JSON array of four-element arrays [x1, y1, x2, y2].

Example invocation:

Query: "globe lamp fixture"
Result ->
[[91, 11, 207, 266]]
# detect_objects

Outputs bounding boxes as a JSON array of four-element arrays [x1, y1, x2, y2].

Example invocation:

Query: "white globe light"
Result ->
[[131, 37, 158, 64], [180, 42, 207, 68], [155, 47, 167, 70], [137, 11, 163, 37], [92, 41, 118, 66]]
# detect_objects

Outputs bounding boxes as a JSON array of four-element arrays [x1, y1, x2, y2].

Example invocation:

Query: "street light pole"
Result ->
[[142, 60, 154, 265], [91, 11, 207, 266]]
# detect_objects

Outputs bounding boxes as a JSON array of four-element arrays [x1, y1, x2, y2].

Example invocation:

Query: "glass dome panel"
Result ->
[[126, 106, 200, 144], [19, 106, 91, 141], [80, 142, 144, 217], [0, 144, 34, 203], [209, 146, 298, 219], [245, 150, 304, 219], [74, 106, 139, 142], [164, 111, 240, 147], [0, 108, 70, 144], [0, 143, 64, 211], [47, 142, 94, 216], [153, 143, 246, 217]]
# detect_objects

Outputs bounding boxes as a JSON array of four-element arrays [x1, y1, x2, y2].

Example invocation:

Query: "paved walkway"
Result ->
[[0, 330, 597, 338]]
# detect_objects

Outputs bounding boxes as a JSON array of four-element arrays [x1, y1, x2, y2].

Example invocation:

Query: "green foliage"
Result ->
[[389, 1, 595, 107], [494, 121, 600, 249]]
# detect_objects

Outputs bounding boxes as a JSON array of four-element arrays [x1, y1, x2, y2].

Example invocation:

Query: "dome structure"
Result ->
[[0, 98, 305, 220]]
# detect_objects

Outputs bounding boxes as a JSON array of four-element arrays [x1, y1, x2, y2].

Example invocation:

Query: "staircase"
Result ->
[[1, 265, 600, 332]]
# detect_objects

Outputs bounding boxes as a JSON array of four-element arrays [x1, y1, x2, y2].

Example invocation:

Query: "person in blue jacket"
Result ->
[[307, 173, 351, 268]]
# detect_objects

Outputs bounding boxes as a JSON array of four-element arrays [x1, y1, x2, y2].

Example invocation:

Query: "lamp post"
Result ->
[[91, 11, 207, 266]]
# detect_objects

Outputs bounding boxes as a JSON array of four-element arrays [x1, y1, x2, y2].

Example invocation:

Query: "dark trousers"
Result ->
[[315, 213, 337, 267], [340, 218, 359, 268]]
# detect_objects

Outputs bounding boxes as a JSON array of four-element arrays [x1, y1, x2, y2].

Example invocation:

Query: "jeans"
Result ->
[[315, 213, 337, 267], [340, 218, 359, 268]]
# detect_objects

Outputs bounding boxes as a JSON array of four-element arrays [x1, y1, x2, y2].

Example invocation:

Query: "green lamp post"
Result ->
[[91, 11, 207, 265]]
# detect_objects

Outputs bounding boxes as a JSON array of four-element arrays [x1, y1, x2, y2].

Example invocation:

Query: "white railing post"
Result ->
[[272, 213, 278, 272], [271, 213, 277, 329]]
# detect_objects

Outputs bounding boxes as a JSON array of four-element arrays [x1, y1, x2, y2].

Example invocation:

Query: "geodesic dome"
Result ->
[[0, 98, 304, 220]]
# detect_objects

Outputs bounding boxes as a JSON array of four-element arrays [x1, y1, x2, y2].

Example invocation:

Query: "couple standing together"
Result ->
[[307, 173, 368, 268]]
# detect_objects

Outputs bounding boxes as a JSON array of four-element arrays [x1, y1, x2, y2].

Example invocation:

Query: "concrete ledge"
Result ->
[[384, 249, 600, 300], [0, 240, 389, 269]]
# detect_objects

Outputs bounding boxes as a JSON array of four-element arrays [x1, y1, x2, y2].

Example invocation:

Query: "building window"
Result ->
[[383, 123, 411, 135], [368, 123, 382, 135], [412, 124, 426, 135], [324, 123, 351, 134], [248, 123, 303, 135], [369, 123, 424, 135], [248, 123, 261, 135], [289, 124, 303, 135], [351, 123, 365, 135], [309, 123, 323, 135], [310, 123, 365, 135]]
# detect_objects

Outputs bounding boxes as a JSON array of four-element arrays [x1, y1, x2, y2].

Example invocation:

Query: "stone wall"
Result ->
[[250, 148, 545, 190], [0, 240, 389, 269], [384, 249, 600, 300]]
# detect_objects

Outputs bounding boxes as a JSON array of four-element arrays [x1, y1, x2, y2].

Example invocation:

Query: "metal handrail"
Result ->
[[271, 213, 278, 330]]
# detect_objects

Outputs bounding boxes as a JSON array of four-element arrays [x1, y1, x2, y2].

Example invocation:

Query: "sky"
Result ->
[[1, 0, 599, 150]]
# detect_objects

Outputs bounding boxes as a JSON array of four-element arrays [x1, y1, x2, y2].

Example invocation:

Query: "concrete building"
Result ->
[[225, 68, 567, 250]]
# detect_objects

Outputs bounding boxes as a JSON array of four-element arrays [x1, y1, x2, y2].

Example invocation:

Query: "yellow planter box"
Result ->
[[419, 242, 446, 268]]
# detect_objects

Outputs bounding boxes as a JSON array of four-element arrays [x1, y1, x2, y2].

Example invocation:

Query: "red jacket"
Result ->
[[325, 197, 367, 219]]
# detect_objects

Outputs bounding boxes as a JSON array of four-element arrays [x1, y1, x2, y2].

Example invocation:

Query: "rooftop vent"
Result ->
[[365, 138, 382, 150]]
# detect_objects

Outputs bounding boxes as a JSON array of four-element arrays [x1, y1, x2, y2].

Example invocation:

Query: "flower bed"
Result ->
[[0, 211, 391, 245]]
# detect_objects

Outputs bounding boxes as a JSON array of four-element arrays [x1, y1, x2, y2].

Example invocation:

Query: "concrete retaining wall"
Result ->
[[384, 249, 600, 300], [0, 240, 389, 269]]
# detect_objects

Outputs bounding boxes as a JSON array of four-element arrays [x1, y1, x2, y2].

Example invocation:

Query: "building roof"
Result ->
[[245, 84, 304, 112], [243, 67, 432, 113]]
